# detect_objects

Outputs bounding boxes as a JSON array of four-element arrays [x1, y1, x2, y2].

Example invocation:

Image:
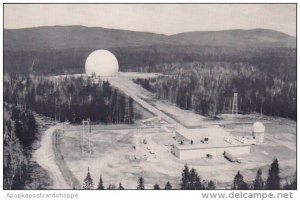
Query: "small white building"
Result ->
[[252, 121, 265, 144]]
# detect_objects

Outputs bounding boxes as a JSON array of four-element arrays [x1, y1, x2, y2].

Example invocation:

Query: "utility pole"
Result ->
[[135, 128, 140, 151], [81, 120, 85, 154], [232, 93, 238, 115], [87, 119, 92, 158], [62, 121, 65, 134]]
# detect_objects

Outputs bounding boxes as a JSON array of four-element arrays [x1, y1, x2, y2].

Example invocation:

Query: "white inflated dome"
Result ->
[[253, 121, 265, 133], [85, 50, 119, 77]]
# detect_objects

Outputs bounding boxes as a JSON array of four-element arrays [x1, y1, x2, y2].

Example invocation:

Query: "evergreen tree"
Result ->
[[195, 176, 204, 190], [291, 171, 297, 189], [206, 180, 216, 190], [82, 168, 94, 189], [266, 159, 281, 189], [14, 120, 23, 144], [97, 175, 105, 190], [189, 168, 204, 189], [165, 181, 172, 190], [283, 172, 296, 190], [128, 97, 134, 124], [137, 177, 145, 190], [179, 164, 190, 189], [118, 182, 124, 190], [232, 171, 249, 190], [107, 184, 116, 190], [253, 168, 264, 189], [285, 171, 296, 190], [179, 165, 205, 190], [189, 168, 197, 189], [153, 184, 160, 190]]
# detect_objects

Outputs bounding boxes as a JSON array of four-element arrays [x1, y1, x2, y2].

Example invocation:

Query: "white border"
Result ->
[[0, 1, 299, 200]]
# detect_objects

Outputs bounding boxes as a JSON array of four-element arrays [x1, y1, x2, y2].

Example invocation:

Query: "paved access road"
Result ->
[[108, 76, 185, 130]]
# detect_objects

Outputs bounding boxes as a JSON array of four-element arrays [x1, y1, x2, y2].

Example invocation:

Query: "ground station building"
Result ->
[[171, 122, 265, 160], [171, 127, 251, 159]]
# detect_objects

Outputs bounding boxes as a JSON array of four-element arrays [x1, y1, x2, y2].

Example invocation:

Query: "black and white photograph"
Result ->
[[2, 2, 297, 195]]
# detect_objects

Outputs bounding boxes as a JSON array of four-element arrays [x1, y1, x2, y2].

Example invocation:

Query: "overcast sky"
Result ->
[[4, 4, 296, 36]]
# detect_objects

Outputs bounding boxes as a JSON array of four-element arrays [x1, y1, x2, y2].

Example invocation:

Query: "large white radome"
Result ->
[[85, 50, 119, 77]]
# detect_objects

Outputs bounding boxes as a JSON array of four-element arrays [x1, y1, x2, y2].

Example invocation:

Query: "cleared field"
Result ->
[[60, 114, 296, 189], [60, 125, 180, 189], [53, 74, 296, 189]]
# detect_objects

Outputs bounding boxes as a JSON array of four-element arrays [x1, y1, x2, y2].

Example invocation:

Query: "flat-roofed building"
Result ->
[[171, 127, 251, 159]]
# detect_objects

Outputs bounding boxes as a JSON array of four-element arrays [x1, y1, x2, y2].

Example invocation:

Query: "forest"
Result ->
[[134, 60, 296, 120], [4, 44, 296, 120], [4, 45, 296, 77], [3, 73, 134, 189], [4, 105, 52, 189], [4, 73, 134, 124]]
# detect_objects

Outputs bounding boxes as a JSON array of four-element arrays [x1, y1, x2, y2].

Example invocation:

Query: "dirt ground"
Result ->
[[21, 73, 293, 190], [60, 113, 296, 189], [56, 73, 296, 189]]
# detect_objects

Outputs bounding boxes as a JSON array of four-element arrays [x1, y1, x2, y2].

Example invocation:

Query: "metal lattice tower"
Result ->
[[232, 93, 238, 115], [81, 122, 84, 154], [81, 119, 91, 155]]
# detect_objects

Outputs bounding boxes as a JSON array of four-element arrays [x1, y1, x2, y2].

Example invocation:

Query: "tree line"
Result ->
[[80, 158, 296, 190], [232, 159, 296, 190], [134, 61, 296, 120], [4, 45, 295, 79], [3, 72, 135, 189], [4, 73, 134, 124]]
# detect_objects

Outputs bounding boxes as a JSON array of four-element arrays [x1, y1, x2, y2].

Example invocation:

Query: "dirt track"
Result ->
[[32, 124, 70, 189]]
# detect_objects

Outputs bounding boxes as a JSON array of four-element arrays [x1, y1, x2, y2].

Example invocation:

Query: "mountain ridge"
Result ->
[[4, 26, 296, 51]]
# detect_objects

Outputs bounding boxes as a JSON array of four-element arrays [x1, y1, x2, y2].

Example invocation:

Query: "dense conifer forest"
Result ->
[[4, 45, 296, 120], [3, 73, 134, 189], [4, 105, 52, 189], [4, 73, 134, 124], [4, 45, 296, 76], [133, 53, 296, 120]]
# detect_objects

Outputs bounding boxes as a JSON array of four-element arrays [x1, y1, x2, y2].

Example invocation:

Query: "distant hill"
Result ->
[[169, 29, 296, 48], [4, 26, 296, 51], [4, 26, 296, 75], [4, 26, 168, 51]]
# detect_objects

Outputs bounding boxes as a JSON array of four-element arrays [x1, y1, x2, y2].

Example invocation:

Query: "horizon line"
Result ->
[[4, 25, 295, 37]]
